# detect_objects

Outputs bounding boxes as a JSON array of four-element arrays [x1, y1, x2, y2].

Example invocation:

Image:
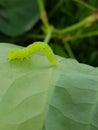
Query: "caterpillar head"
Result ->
[[8, 50, 19, 60]]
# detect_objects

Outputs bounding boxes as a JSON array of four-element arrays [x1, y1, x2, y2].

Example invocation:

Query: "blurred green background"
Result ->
[[0, 0, 98, 66]]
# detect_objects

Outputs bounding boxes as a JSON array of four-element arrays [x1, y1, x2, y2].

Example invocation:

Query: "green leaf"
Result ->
[[0, 43, 56, 130], [0, 0, 39, 36], [0, 43, 98, 130], [44, 59, 98, 130]]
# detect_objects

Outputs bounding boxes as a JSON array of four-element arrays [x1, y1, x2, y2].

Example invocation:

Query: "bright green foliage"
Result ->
[[0, 43, 98, 130]]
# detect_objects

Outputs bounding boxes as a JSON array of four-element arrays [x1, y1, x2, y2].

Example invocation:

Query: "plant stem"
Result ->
[[44, 26, 53, 43], [64, 42, 75, 59], [26, 34, 45, 39], [37, 0, 54, 44], [37, 0, 50, 29], [74, 31, 98, 39], [26, 29, 98, 43], [73, 0, 95, 11], [54, 14, 97, 34], [49, 0, 64, 17]]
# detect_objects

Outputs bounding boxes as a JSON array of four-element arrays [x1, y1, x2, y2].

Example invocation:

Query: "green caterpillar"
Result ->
[[8, 42, 58, 66]]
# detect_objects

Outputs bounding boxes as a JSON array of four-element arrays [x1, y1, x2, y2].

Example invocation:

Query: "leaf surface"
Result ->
[[0, 43, 56, 130], [0, 43, 98, 130], [44, 58, 98, 130]]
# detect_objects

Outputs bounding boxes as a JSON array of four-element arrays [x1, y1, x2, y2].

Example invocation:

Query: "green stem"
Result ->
[[74, 31, 98, 39], [37, 0, 50, 29], [49, 0, 63, 17], [37, 0, 54, 44], [64, 42, 75, 59], [54, 14, 96, 34], [27, 34, 45, 39], [44, 26, 53, 43], [26, 29, 98, 42], [73, 0, 95, 11]]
